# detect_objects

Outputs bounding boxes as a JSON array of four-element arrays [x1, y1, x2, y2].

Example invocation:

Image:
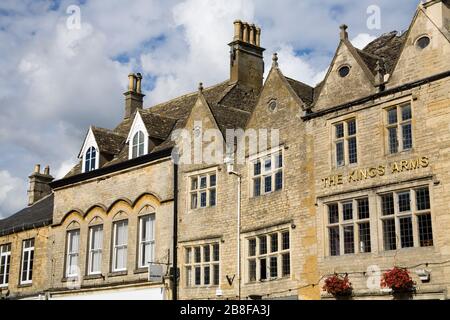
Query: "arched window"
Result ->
[[132, 131, 145, 159], [85, 147, 97, 172]]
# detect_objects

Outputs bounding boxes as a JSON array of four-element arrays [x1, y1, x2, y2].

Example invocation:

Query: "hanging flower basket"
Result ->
[[323, 274, 353, 298], [381, 267, 416, 297]]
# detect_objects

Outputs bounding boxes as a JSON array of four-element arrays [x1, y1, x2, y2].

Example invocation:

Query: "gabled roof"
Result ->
[[285, 77, 314, 105], [0, 194, 54, 237]]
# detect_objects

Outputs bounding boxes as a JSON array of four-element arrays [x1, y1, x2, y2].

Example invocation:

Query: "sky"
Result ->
[[0, 0, 420, 219]]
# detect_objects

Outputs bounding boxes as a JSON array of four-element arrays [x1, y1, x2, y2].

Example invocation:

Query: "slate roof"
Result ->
[[63, 81, 259, 178], [0, 194, 54, 237]]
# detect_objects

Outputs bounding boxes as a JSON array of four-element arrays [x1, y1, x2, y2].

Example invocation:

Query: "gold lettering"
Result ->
[[368, 168, 378, 178], [409, 159, 419, 170], [392, 162, 400, 173], [359, 169, 368, 180], [348, 170, 358, 183], [378, 165, 386, 176], [420, 156, 430, 168], [337, 175, 344, 185], [400, 160, 409, 172]]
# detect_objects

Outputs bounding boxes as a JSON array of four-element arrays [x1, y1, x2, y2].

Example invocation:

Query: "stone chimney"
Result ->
[[27, 165, 54, 206], [124, 73, 145, 119], [229, 20, 265, 91], [422, 0, 450, 35]]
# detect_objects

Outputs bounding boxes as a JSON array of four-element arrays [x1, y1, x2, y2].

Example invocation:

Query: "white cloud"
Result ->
[[351, 33, 377, 49], [0, 171, 27, 219]]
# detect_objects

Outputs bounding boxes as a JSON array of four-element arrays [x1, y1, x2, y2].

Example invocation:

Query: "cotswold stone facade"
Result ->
[[0, 0, 449, 300]]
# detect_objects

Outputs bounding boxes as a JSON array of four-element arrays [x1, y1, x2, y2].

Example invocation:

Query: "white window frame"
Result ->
[[112, 220, 128, 272], [333, 118, 358, 167], [250, 149, 283, 198], [80, 128, 100, 173], [189, 171, 217, 210], [138, 215, 156, 268], [88, 225, 103, 275], [386, 103, 413, 154], [0, 243, 11, 287], [127, 112, 149, 160], [84, 146, 98, 173], [380, 186, 433, 251], [65, 229, 80, 278], [20, 239, 35, 285], [184, 243, 220, 288], [246, 230, 290, 283], [326, 198, 371, 257]]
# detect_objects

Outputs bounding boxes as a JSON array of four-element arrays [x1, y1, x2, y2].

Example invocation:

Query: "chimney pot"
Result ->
[[340, 24, 349, 40], [34, 164, 41, 174], [233, 20, 243, 41], [128, 73, 136, 92], [256, 27, 261, 46], [249, 24, 256, 45], [28, 164, 54, 206], [136, 73, 143, 94], [124, 72, 145, 119], [44, 165, 50, 176], [242, 23, 249, 43]]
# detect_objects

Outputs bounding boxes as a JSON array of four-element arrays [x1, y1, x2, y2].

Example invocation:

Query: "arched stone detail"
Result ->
[[112, 210, 128, 221]]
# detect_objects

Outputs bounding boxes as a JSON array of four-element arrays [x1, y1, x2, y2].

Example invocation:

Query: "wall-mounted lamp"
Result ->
[[415, 269, 431, 282]]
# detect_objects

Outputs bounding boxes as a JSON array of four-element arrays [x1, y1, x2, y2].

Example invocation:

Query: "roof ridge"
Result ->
[[92, 126, 127, 138], [284, 76, 314, 89], [25, 192, 54, 209], [146, 80, 231, 111]]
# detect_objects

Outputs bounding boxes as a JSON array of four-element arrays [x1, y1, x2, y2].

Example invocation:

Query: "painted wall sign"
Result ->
[[321, 156, 429, 188]]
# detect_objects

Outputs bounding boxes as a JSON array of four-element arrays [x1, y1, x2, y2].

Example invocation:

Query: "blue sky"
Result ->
[[0, 0, 419, 218]]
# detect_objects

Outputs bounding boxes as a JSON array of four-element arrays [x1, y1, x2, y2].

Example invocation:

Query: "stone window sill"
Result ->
[[133, 268, 148, 275], [84, 274, 105, 281], [61, 277, 79, 283], [17, 283, 33, 289], [108, 271, 128, 278]]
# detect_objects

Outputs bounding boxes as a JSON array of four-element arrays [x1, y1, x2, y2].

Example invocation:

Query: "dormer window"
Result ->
[[132, 131, 145, 159], [85, 147, 97, 172]]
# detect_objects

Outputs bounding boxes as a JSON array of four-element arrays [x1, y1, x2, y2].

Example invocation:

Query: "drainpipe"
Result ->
[[227, 164, 241, 300], [172, 162, 179, 301]]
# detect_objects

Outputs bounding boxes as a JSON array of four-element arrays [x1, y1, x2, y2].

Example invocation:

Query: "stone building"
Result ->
[[0, 0, 449, 300]]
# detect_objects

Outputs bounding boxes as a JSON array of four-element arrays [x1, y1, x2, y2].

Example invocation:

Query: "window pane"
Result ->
[[249, 259, 256, 282], [259, 236, 267, 255], [254, 161, 261, 176], [343, 226, 355, 254], [253, 178, 261, 197], [282, 253, 290, 277], [398, 192, 411, 212], [270, 234, 278, 253], [418, 214, 433, 247], [191, 178, 198, 190], [194, 247, 201, 263], [260, 258, 267, 280], [270, 257, 278, 278], [264, 176, 272, 193], [191, 193, 198, 209], [264, 159, 272, 172], [209, 189, 216, 207], [347, 119, 357, 136], [275, 171, 283, 191], [343, 202, 353, 221], [389, 127, 398, 154], [358, 223, 371, 253], [383, 219, 397, 251], [381, 194, 395, 216], [348, 137, 358, 164], [185, 248, 191, 264], [275, 153, 283, 169], [400, 217, 414, 248], [416, 188, 430, 211], [203, 246, 210, 263], [200, 192, 207, 208], [336, 141, 344, 166], [347, 120, 356, 136], [402, 124, 413, 150], [357, 198, 369, 219], [282, 232, 290, 250], [204, 266, 210, 285], [328, 204, 339, 224], [213, 264, 220, 285], [329, 227, 340, 256], [195, 267, 201, 286], [200, 177, 207, 189], [401, 105, 412, 121], [249, 239, 256, 257], [213, 244, 220, 262], [335, 123, 344, 139], [388, 108, 398, 124], [210, 175, 216, 187], [186, 267, 192, 287]]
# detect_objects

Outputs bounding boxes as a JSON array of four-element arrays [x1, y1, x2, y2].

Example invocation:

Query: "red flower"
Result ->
[[323, 274, 353, 297], [381, 267, 416, 293]]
